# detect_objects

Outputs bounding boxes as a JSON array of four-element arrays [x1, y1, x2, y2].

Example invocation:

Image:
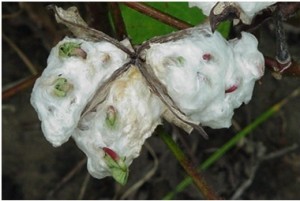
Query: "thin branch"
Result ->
[[85, 3, 114, 37], [47, 158, 87, 199], [265, 56, 300, 76], [230, 162, 260, 199], [163, 87, 300, 199], [273, 8, 291, 72], [262, 143, 298, 161], [120, 143, 159, 199], [123, 2, 192, 30], [78, 172, 90, 200], [2, 74, 41, 100], [231, 143, 298, 199], [109, 2, 128, 40], [3, 34, 39, 75], [158, 127, 220, 200]]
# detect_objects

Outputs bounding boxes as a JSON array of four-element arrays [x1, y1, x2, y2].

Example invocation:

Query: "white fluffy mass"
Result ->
[[73, 66, 163, 179], [30, 37, 129, 147], [189, 2, 275, 24], [31, 24, 264, 181], [145, 26, 264, 128]]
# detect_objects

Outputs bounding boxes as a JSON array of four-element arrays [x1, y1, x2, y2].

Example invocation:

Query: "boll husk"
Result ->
[[30, 37, 129, 147], [73, 66, 163, 180], [189, 2, 275, 24], [145, 25, 264, 129]]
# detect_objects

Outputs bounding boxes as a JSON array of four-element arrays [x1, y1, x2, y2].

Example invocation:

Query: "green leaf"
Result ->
[[118, 2, 207, 45]]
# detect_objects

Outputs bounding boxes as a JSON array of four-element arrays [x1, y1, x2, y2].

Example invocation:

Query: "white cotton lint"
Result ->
[[145, 26, 264, 129], [30, 37, 129, 147], [189, 2, 275, 24], [72, 66, 164, 179], [31, 22, 265, 181], [189, 2, 216, 16]]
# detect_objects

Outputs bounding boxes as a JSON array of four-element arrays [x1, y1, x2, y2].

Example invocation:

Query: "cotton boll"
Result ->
[[146, 29, 233, 114], [146, 28, 234, 128], [146, 26, 264, 130], [191, 101, 234, 128], [225, 32, 265, 108], [31, 56, 96, 147], [31, 37, 129, 147], [72, 66, 164, 179], [230, 32, 265, 79], [198, 31, 264, 128]]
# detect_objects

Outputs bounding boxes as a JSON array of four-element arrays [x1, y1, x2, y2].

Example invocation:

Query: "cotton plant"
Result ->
[[31, 5, 265, 185]]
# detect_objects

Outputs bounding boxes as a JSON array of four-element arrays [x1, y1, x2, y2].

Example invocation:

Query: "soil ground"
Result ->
[[2, 2, 300, 199]]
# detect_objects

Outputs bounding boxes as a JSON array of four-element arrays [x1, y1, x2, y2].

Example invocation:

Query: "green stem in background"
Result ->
[[159, 129, 221, 200], [163, 87, 300, 200]]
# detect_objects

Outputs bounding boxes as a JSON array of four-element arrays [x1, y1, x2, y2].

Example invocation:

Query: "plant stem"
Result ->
[[163, 87, 300, 199], [158, 128, 221, 200], [2, 74, 41, 100], [109, 2, 128, 40]]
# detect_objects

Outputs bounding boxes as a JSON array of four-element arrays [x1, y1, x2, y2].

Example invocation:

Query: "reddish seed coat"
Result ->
[[103, 147, 119, 160], [225, 85, 238, 93], [202, 53, 211, 61]]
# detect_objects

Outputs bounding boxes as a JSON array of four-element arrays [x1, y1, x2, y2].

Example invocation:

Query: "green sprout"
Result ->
[[103, 147, 129, 185], [53, 77, 72, 97], [105, 106, 117, 128], [59, 42, 87, 59], [177, 56, 185, 65]]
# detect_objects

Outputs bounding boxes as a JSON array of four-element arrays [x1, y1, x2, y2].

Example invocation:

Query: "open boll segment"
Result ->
[[72, 66, 163, 183], [145, 26, 264, 129], [30, 37, 129, 147]]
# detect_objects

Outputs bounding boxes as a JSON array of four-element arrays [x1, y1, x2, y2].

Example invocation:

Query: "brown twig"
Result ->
[[231, 143, 298, 199], [3, 34, 39, 75], [123, 2, 192, 30], [78, 172, 90, 200], [265, 56, 300, 77], [120, 143, 159, 199], [273, 8, 291, 72], [47, 158, 87, 198], [2, 74, 41, 100], [158, 128, 220, 199], [109, 2, 128, 40], [85, 3, 114, 37]]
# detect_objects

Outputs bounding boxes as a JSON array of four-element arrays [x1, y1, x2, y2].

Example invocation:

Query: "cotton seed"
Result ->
[[53, 77, 72, 97]]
